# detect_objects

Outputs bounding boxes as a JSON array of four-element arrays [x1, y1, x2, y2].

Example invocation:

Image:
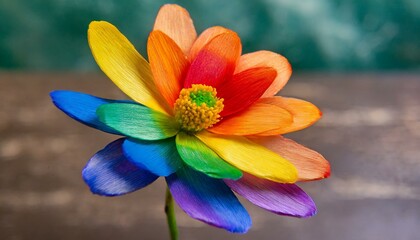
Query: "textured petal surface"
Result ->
[[256, 97, 322, 135], [209, 103, 293, 135], [148, 31, 189, 107], [153, 4, 197, 55], [88, 21, 169, 114], [175, 132, 242, 180], [82, 138, 158, 196], [166, 166, 251, 233], [196, 131, 298, 183], [250, 135, 330, 181], [235, 50, 292, 97], [123, 138, 182, 177], [97, 103, 178, 140], [189, 26, 230, 60], [183, 32, 242, 88], [50, 90, 128, 134], [225, 173, 316, 217], [217, 67, 277, 116]]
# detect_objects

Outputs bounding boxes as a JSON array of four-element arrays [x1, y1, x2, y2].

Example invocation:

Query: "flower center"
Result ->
[[174, 84, 224, 133]]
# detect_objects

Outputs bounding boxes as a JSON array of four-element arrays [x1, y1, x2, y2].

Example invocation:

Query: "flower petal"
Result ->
[[50, 90, 128, 134], [256, 97, 322, 135], [148, 30, 189, 107], [175, 132, 242, 180], [209, 103, 293, 135], [189, 26, 230, 60], [82, 138, 158, 196], [250, 135, 330, 181], [166, 166, 251, 233], [97, 103, 179, 140], [225, 173, 316, 217], [88, 21, 170, 114], [122, 138, 183, 177], [153, 4, 197, 55], [235, 50, 292, 97], [196, 131, 298, 183], [217, 67, 277, 117], [183, 31, 242, 88]]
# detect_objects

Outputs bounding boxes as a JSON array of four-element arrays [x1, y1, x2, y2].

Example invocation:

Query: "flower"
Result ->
[[50, 4, 330, 233]]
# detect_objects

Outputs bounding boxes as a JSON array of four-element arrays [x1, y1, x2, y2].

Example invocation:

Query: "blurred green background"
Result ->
[[0, 0, 419, 71]]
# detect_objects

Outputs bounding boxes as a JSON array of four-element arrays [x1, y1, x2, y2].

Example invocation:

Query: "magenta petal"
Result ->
[[225, 173, 316, 218], [166, 167, 251, 233]]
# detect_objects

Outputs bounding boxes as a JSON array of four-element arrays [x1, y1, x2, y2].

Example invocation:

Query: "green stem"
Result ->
[[165, 187, 178, 240]]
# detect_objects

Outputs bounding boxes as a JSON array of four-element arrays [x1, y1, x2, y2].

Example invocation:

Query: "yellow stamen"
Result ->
[[174, 84, 224, 132]]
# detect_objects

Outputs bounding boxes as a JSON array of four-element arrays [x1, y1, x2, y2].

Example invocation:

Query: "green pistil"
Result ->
[[189, 90, 216, 107]]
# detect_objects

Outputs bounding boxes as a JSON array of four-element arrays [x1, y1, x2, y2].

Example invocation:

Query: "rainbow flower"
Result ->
[[50, 4, 330, 233]]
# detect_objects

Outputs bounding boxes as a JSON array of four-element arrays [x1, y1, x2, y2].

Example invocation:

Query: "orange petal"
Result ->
[[208, 103, 293, 135], [235, 51, 292, 97], [217, 67, 276, 117], [153, 4, 197, 55], [148, 31, 189, 108], [256, 97, 322, 135], [250, 135, 330, 181], [189, 26, 231, 60], [184, 31, 242, 88]]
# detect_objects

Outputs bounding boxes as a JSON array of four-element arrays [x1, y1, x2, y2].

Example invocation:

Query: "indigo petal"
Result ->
[[82, 138, 158, 196], [225, 173, 316, 218], [50, 90, 129, 134], [123, 138, 183, 177], [166, 167, 251, 233]]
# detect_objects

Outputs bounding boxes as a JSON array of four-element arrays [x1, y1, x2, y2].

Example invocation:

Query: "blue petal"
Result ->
[[123, 138, 183, 177], [82, 138, 158, 196], [166, 167, 251, 233], [50, 90, 133, 134]]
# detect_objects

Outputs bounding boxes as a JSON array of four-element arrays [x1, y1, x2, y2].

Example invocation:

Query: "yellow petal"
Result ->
[[234, 51, 292, 97], [256, 97, 322, 135], [153, 4, 197, 55], [148, 31, 189, 108], [189, 26, 231, 60], [88, 21, 169, 114], [196, 131, 298, 183], [250, 135, 330, 181], [208, 103, 293, 135]]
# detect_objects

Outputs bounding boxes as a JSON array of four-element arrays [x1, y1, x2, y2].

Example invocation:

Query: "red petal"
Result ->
[[189, 26, 231, 61], [235, 51, 292, 97], [183, 31, 241, 88], [217, 67, 276, 117]]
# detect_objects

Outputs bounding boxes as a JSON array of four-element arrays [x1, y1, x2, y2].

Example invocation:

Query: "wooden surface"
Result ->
[[1, 72, 420, 240]]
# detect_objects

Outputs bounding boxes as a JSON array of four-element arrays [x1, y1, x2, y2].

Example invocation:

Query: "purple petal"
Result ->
[[225, 173, 316, 218], [82, 138, 158, 196], [166, 167, 251, 233]]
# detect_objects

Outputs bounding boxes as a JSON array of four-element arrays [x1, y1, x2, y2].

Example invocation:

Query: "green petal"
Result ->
[[97, 103, 179, 140], [176, 132, 242, 180]]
